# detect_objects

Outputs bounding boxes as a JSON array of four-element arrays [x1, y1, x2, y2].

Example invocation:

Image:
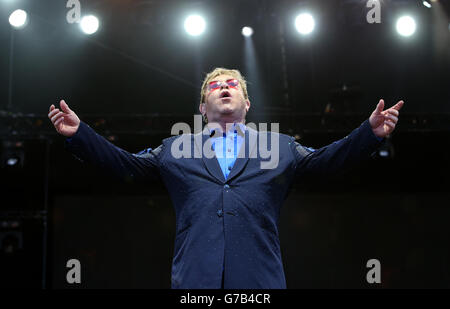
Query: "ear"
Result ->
[[245, 100, 251, 113], [199, 103, 206, 115]]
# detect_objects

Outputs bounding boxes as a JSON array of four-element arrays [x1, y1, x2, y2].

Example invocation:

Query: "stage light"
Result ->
[[396, 16, 416, 37], [9, 9, 28, 29], [377, 138, 394, 159], [295, 13, 315, 35], [242, 27, 254, 37], [80, 15, 99, 35], [378, 150, 390, 157], [1, 141, 25, 168], [423, 1, 432, 8], [6, 158, 19, 166], [184, 15, 206, 36]]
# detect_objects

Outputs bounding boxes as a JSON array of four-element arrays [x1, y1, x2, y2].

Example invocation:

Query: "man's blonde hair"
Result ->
[[199, 68, 249, 105]]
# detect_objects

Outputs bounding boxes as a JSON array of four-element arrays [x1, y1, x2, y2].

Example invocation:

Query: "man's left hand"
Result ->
[[369, 99, 404, 138]]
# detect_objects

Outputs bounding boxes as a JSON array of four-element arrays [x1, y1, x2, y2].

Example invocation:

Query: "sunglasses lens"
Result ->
[[209, 81, 220, 90], [227, 79, 239, 87], [208, 79, 238, 91]]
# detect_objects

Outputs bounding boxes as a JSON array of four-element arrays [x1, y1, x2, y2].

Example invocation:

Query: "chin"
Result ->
[[216, 104, 234, 112], [220, 108, 235, 116]]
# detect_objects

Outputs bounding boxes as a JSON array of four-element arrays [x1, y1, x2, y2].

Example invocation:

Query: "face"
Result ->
[[199, 74, 250, 124]]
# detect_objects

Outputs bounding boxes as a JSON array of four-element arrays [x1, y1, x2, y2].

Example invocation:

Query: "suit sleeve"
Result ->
[[64, 121, 163, 183], [290, 119, 384, 179]]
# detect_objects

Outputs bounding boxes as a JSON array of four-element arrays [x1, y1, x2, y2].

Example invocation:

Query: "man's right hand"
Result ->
[[48, 100, 81, 137]]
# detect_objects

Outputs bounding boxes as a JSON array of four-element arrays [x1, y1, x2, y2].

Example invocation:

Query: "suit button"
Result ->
[[217, 210, 223, 217], [224, 184, 230, 189]]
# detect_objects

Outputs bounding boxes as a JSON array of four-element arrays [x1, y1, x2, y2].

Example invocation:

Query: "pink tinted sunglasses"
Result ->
[[208, 79, 239, 91]]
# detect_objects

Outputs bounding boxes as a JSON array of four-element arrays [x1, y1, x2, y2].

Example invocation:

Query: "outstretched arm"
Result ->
[[48, 100, 162, 183], [291, 99, 404, 179]]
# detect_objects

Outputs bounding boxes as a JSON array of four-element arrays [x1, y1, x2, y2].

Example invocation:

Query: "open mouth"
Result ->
[[220, 91, 231, 98]]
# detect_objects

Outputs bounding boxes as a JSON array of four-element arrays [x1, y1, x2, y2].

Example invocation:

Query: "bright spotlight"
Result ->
[[184, 15, 206, 36], [295, 13, 315, 35], [378, 150, 389, 157], [422, 1, 431, 8], [6, 158, 18, 166], [396, 16, 416, 37], [242, 27, 254, 37], [80, 15, 99, 35], [9, 9, 28, 29]]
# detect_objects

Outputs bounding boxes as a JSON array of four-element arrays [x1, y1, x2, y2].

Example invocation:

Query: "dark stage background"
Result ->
[[0, 0, 449, 288]]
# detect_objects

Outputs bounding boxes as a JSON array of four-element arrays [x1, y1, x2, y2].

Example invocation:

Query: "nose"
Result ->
[[220, 82, 229, 90]]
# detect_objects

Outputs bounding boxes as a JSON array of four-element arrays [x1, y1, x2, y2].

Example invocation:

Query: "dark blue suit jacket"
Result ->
[[65, 119, 383, 289]]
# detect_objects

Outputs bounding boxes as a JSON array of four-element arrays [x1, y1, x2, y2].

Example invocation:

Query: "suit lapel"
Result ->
[[193, 126, 258, 184], [226, 127, 258, 182], [194, 131, 226, 184]]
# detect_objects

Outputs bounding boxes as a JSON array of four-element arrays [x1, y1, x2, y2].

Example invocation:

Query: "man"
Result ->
[[48, 67, 403, 289]]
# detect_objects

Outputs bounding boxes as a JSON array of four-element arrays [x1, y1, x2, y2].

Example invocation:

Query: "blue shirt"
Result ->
[[208, 123, 246, 180]]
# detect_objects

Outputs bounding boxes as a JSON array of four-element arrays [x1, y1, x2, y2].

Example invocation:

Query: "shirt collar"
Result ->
[[207, 122, 246, 138]]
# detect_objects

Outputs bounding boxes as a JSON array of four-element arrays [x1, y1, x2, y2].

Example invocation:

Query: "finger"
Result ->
[[384, 120, 396, 129], [48, 108, 60, 119], [49, 105, 55, 113], [51, 111, 64, 123], [54, 116, 64, 127], [385, 114, 398, 123], [387, 109, 399, 117], [375, 99, 384, 114], [392, 100, 404, 111], [60, 100, 71, 114]]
